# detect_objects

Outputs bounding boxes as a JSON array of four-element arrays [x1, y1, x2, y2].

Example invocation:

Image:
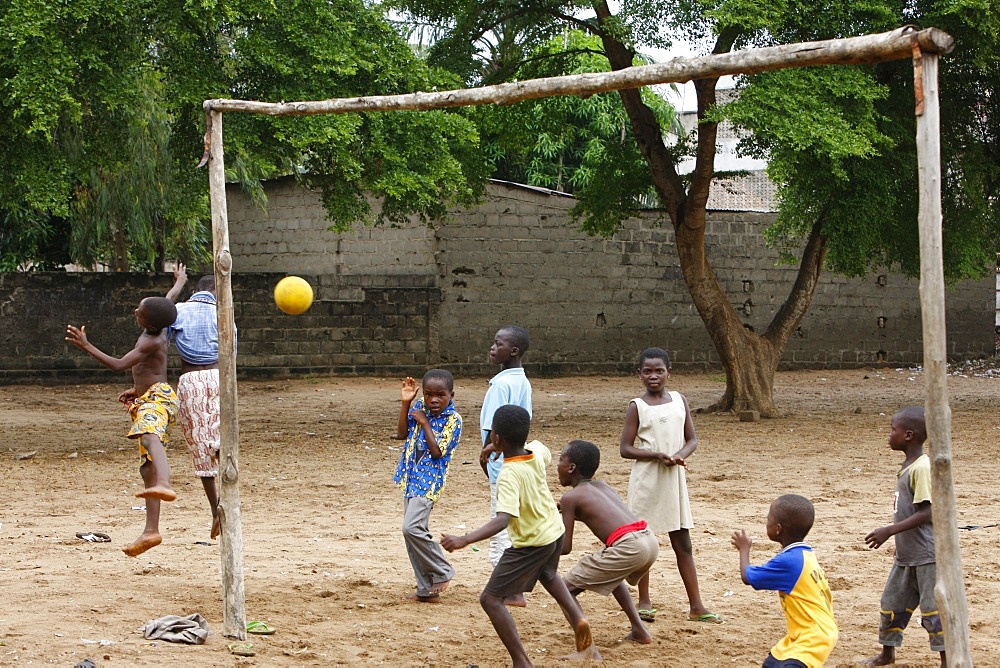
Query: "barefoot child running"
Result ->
[[619, 347, 722, 624], [394, 370, 462, 602], [732, 494, 838, 667], [66, 296, 179, 557], [558, 439, 658, 645], [442, 405, 598, 667]]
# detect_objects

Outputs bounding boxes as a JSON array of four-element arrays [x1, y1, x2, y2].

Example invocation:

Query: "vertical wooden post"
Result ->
[[206, 108, 248, 640], [914, 51, 972, 666]]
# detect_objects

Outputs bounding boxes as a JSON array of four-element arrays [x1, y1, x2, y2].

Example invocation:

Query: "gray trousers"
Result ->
[[878, 562, 944, 652], [403, 496, 455, 597]]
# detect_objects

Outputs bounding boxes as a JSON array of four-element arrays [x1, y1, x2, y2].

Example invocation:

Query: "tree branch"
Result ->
[[764, 213, 829, 345]]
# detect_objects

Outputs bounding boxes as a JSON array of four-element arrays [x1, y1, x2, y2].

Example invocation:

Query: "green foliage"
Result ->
[[393, 0, 998, 285], [727, 0, 999, 282], [468, 31, 679, 233], [0, 0, 486, 269]]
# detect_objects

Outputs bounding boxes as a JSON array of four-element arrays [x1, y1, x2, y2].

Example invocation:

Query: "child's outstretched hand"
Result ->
[[440, 533, 468, 552], [865, 526, 892, 550], [731, 529, 752, 552], [400, 376, 419, 404], [65, 324, 89, 349]]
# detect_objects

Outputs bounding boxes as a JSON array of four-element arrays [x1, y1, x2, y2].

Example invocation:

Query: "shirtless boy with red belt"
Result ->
[[557, 439, 659, 645]]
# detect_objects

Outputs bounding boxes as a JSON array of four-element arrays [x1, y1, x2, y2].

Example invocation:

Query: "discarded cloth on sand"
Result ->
[[141, 613, 211, 644]]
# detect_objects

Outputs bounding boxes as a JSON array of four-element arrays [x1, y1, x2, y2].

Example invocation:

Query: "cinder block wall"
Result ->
[[0, 179, 991, 384], [0, 273, 438, 383], [227, 178, 994, 374]]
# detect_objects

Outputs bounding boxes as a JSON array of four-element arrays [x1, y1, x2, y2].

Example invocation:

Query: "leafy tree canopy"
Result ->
[[0, 0, 486, 269], [395, 0, 999, 283]]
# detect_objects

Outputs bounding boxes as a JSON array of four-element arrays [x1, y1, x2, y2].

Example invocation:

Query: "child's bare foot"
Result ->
[[122, 531, 162, 557], [210, 514, 221, 539], [406, 593, 441, 603], [860, 651, 895, 666], [625, 626, 653, 644], [503, 593, 527, 607], [430, 580, 450, 595], [562, 618, 602, 662], [136, 485, 176, 502]]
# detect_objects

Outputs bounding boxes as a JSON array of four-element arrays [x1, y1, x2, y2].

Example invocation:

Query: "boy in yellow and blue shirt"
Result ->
[[732, 494, 838, 668]]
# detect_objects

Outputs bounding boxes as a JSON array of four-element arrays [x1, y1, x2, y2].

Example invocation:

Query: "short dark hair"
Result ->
[[894, 406, 927, 443], [500, 325, 530, 353], [637, 347, 670, 369], [773, 494, 815, 542], [196, 275, 215, 293], [564, 440, 600, 478], [492, 404, 531, 447], [140, 297, 177, 330], [422, 368, 454, 391]]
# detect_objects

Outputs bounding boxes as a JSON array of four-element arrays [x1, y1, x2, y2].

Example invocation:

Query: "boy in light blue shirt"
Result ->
[[479, 325, 532, 605]]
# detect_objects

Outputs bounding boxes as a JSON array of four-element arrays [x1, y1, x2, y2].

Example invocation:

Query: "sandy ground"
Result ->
[[2, 365, 999, 667]]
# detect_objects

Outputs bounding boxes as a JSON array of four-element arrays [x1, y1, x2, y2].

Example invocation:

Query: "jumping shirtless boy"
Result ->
[[66, 296, 179, 557]]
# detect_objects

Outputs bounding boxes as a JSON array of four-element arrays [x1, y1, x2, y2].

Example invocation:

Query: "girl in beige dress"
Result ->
[[620, 347, 723, 624]]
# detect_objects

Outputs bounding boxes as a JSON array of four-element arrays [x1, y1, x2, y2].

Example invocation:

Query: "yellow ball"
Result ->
[[274, 276, 314, 315]]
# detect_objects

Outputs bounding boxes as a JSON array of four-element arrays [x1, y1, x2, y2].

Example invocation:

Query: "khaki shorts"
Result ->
[[564, 528, 659, 596]]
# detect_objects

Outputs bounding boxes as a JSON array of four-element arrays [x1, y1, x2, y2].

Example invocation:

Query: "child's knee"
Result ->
[[480, 590, 503, 613]]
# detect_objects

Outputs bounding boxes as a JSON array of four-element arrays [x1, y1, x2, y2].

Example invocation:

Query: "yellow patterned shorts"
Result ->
[[127, 382, 179, 464]]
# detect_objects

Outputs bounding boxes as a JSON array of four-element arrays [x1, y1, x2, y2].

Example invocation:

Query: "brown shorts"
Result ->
[[484, 535, 564, 598], [564, 528, 659, 596]]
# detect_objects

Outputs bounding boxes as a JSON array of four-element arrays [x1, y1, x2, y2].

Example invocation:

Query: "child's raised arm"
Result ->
[[731, 529, 753, 584], [65, 325, 157, 373], [395, 376, 419, 439]]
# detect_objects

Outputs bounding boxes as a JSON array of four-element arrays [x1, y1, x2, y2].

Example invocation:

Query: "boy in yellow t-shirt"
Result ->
[[441, 405, 599, 666], [732, 494, 838, 668]]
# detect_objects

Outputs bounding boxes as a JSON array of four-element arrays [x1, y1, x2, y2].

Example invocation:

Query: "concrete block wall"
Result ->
[[1, 180, 991, 383], [223, 180, 994, 375], [0, 272, 439, 383], [228, 176, 437, 277]]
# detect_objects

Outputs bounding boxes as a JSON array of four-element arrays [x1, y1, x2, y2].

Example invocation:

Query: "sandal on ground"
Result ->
[[688, 612, 725, 624], [229, 642, 255, 656], [638, 608, 657, 622], [246, 620, 276, 635]]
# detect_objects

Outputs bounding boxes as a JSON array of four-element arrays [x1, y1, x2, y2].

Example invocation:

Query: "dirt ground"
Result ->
[[3, 364, 999, 667]]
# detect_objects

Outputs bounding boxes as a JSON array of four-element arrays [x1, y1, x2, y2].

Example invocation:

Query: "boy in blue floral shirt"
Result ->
[[395, 369, 463, 602]]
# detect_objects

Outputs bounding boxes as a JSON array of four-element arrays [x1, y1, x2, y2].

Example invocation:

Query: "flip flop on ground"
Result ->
[[638, 608, 657, 622], [229, 642, 255, 657], [75, 532, 111, 543], [246, 620, 276, 635], [689, 612, 725, 624]]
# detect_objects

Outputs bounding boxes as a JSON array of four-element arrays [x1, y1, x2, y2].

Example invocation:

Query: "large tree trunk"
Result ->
[[596, 9, 828, 415]]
